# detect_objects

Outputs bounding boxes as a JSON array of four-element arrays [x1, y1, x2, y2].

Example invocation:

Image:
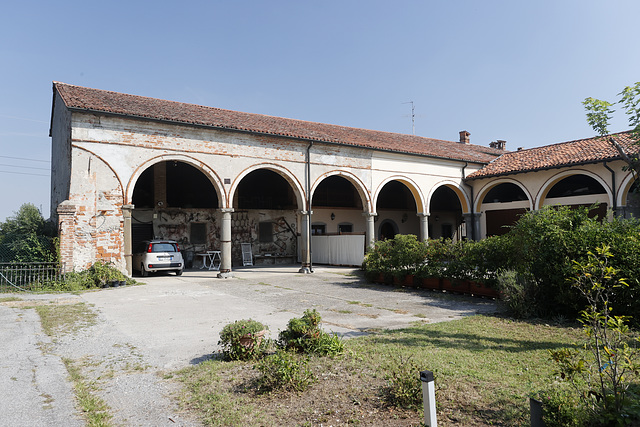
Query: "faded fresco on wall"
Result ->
[[145, 208, 298, 267], [231, 210, 298, 266]]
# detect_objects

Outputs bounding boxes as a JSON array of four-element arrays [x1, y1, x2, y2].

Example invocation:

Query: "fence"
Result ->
[[0, 262, 65, 293]]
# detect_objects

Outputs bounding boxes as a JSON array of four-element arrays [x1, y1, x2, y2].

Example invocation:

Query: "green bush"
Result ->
[[384, 356, 423, 410], [362, 234, 428, 280], [218, 319, 270, 361], [254, 349, 316, 393], [495, 269, 539, 318], [363, 206, 640, 322], [278, 309, 344, 356], [38, 261, 134, 292], [537, 385, 588, 427]]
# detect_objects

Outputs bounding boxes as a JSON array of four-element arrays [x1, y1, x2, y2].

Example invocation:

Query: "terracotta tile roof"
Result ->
[[52, 82, 503, 164], [466, 131, 639, 180]]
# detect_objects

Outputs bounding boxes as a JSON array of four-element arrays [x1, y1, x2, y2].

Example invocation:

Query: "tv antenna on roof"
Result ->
[[402, 101, 415, 135]]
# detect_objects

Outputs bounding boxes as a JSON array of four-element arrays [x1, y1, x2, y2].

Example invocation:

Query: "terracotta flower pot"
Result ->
[[238, 330, 268, 349]]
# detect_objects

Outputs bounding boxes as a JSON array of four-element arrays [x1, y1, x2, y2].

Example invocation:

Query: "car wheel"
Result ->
[[141, 264, 148, 277], [175, 269, 183, 276]]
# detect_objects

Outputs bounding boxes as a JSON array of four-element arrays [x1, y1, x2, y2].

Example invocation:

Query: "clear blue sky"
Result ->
[[1, 0, 639, 223]]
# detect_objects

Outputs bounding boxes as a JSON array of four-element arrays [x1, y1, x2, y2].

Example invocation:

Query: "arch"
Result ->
[[378, 219, 399, 240], [229, 163, 305, 210], [72, 145, 125, 202], [373, 176, 426, 214], [126, 154, 226, 208], [474, 178, 534, 212], [427, 181, 470, 214], [618, 171, 639, 207], [311, 170, 372, 213], [535, 169, 612, 210]]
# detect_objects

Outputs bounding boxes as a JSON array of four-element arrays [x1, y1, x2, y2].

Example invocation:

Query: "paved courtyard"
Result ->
[[1, 265, 498, 426]]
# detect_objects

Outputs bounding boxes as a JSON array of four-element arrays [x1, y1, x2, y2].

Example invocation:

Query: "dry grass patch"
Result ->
[[176, 315, 583, 426]]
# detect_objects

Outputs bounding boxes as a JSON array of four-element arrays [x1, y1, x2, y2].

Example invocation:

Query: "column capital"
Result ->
[[220, 208, 235, 214], [362, 212, 378, 218], [416, 212, 429, 218], [299, 210, 313, 216], [57, 201, 76, 216]]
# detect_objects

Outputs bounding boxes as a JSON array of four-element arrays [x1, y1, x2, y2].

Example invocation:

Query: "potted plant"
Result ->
[[218, 319, 269, 360]]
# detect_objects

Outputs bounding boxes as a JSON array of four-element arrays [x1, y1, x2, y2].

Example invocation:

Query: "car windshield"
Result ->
[[151, 243, 177, 252]]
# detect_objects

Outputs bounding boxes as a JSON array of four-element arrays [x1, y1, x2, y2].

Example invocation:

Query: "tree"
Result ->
[[0, 203, 57, 262], [583, 82, 640, 181], [550, 246, 640, 424]]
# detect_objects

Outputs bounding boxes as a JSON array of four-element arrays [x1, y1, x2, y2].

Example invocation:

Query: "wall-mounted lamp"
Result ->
[[330, 213, 335, 221], [435, 215, 439, 222], [401, 213, 408, 223]]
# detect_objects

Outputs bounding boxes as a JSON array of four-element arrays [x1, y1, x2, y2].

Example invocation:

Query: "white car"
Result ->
[[133, 240, 184, 276]]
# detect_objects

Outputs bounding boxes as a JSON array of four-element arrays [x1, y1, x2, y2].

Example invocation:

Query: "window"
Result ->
[[190, 223, 207, 244], [338, 223, 353, 233], [311, 223, 326, 235], [259, 222, 273, 243]]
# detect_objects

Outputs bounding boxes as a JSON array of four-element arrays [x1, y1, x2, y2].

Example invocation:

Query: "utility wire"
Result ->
[[0, 155, 50, 163], [0, 163, 50, 171], [0, 170, 49, 177]]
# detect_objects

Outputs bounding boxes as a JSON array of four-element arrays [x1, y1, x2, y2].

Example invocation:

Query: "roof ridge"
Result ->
[[52, 82, 504, 163], [54, 81, 465, 144]]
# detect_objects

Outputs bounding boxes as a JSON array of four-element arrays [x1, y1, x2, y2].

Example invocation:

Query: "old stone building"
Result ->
[[49, 82, 638, 276]]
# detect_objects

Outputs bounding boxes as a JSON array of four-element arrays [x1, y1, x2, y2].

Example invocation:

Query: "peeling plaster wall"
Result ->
[[53, 108, 489, 274], [65, 149, 125, 272]]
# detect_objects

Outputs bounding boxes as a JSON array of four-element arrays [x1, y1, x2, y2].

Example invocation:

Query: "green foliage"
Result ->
[[384, 356, 423, 410], [362, 234, 427, 280], [583, 97, 615, 136], [0, 203, 58, 262], [44, 261, 133, 292], [254, 349, 316, 393], [550, 246, 640, 424], [584, 82, 640, 179], [363, 208, 640, 322], [218, 319, 270, 361], [495, 270, 538, 319], [278, 309, 344, 356], [537, 385, 588, 427]]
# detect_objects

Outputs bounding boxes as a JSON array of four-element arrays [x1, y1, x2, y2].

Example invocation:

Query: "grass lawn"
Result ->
[[176, 315, 584, 426]]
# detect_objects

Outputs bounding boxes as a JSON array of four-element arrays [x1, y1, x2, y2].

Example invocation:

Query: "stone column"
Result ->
[[218, 208, 234, 278], [57, 201, 76, 273], [417, 213, 429, 241], [121, 204, 134, 277], [463, 213, 482, 241], [298, 210, 313, 273], [362, 212, 377, 251]]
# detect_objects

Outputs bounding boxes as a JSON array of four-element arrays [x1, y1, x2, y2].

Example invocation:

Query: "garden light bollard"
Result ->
[[529, 397, 544, 427], [420, 370, 437, 427]]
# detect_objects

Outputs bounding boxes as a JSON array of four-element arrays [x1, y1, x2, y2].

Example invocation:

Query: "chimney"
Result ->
[[459, 130, 470, 144], [489, 140, 507, 150]]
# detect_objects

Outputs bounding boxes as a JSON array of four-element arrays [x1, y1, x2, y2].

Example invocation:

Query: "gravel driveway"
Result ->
[[1, 265, 498, 426]]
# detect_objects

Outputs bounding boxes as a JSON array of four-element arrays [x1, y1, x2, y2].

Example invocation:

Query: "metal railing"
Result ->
[[0, 262, 65, 293]]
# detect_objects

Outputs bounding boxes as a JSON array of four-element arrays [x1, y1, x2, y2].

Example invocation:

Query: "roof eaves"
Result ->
[[66, 105, 493, 165], [465, 156, 624, 181]]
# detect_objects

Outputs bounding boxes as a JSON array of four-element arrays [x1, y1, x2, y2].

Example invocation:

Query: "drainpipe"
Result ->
[[299, 142, 314, 274], [462, 162, 476, 241], [603, 162, 617, 215], [308, 142, 314, 273]]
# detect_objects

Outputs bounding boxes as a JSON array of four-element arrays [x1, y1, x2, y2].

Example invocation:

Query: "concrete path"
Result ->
[[0, 299, 83, 426], [81, 265, 498, 369]]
